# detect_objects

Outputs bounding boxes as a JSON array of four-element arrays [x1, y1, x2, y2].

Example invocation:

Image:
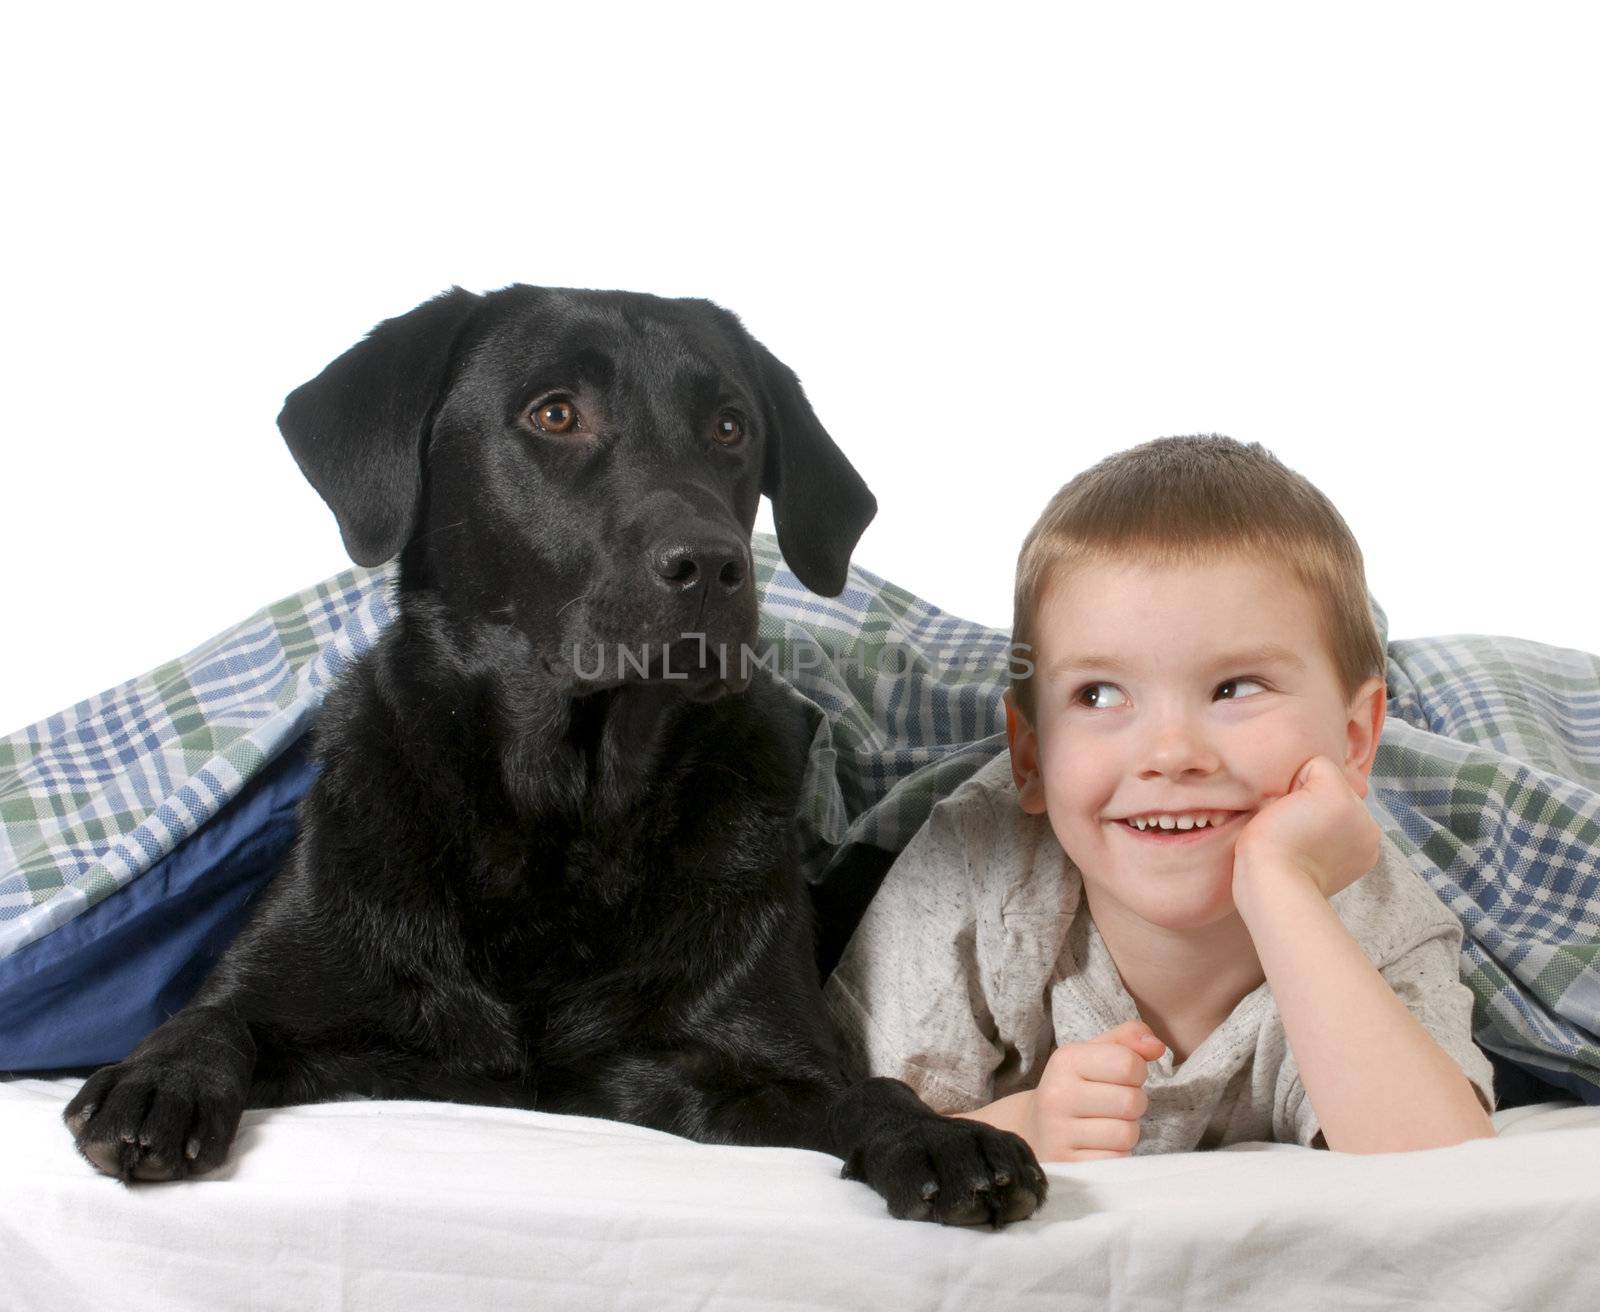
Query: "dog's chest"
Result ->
[[390, 684, 807, 1070], [469, 810, 698, 956], [463, 796, 786, 1030]]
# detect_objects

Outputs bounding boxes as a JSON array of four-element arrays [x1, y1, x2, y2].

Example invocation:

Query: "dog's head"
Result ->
[[278, 285, 875, 699]]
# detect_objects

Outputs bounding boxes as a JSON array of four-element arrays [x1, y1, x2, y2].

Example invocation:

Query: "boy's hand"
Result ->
[[1021, 1020, 1166, 1162], [1232, 754, 1380, 908]]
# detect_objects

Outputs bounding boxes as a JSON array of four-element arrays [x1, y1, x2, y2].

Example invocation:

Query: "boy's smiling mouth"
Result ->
[[1109, 810, 1248, 842]]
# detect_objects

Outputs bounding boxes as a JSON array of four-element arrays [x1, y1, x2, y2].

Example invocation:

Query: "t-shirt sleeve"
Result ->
[[822, 794, 1004, 1113], [1273, 1045, 1323, 1148], [1379, 913, 1497, 1115]]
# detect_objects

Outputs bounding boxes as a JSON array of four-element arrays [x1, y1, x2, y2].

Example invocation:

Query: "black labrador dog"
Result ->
[[63, 285, 1045, 1226]]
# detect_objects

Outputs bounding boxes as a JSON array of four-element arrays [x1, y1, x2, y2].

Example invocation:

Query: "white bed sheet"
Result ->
[[3, 1076, 1596, 1312]]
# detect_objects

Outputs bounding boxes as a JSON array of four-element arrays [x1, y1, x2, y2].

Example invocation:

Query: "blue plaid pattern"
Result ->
[[3, 537, 1597, 1098], [0, 568, 397, 957]]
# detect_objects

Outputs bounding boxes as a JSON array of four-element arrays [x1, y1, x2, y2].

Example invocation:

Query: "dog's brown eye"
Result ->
[[531, 399, 578, 434], [714, 411, 744, 445]]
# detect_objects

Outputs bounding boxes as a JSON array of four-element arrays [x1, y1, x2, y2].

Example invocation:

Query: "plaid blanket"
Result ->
[[3, 536, 1598, 1099]]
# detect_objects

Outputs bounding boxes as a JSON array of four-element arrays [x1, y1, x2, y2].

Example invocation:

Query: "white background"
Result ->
[[4, 1, 1596, 736]]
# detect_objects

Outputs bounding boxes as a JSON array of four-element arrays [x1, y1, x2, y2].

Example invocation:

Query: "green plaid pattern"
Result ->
[[0, 567, 398, 955], [3, 537, 1597, 1098], [1376, 638, 1600, 1094]]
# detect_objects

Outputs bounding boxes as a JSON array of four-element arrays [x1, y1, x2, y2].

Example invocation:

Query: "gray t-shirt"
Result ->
[[824, 754, 1495, 1153]]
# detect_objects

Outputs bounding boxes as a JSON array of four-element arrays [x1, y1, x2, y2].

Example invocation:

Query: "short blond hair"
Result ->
[[1011, 435, 1384, 722]]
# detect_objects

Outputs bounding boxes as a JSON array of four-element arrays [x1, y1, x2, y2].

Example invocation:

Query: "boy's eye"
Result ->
[[1076, 682, 1128, 709], [1216, 677, 1267, 700]]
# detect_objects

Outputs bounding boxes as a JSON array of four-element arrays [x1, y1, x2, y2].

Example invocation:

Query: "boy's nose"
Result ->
[[1136, 713, 1222, 779]]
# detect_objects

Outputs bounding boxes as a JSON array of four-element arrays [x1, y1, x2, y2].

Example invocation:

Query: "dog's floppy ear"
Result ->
[[751, 339, 877, 597], [277, 287, 482, 566]]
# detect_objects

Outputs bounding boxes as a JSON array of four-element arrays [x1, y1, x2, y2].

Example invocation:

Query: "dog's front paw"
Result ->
[[64, 1055, 246, 1183], [842, 1113, 1048, 1227]]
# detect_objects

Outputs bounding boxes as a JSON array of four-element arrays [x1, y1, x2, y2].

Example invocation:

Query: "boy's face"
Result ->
[[1006, 554, 1385, 935]]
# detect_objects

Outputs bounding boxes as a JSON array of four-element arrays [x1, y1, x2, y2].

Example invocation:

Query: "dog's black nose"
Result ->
[[651, 535, 749, 595]]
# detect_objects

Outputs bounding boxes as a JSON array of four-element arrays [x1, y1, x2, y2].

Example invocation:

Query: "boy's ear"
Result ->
[[1004, 690, 1049, 815], [1342, 675, 1388, 799]]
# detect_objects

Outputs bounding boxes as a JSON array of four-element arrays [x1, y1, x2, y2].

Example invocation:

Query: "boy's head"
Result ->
[[1004, 435, 1388, 933]]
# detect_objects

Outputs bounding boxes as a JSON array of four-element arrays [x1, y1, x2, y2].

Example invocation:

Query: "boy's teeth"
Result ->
[[1130, 813, 1217, 831]]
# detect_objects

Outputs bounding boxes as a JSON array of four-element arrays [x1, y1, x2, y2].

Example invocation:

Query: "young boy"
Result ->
[[824, 435, 1495, 1159]]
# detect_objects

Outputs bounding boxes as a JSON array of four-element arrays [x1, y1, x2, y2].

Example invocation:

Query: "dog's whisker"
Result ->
[[410, 518, 468, 545]]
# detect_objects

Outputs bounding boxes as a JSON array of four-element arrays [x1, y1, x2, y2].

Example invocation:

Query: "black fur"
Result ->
[[63, 285, 1045, 1225]]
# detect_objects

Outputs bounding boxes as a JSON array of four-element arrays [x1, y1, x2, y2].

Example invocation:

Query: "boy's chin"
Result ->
[[1070, 830, 1248, 928], [1081, 873, 1243, 936], [1139, 900, 1245, 934]]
